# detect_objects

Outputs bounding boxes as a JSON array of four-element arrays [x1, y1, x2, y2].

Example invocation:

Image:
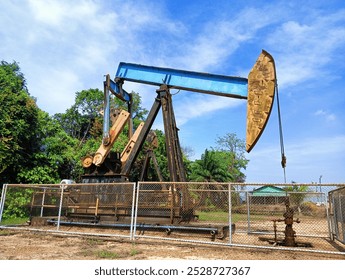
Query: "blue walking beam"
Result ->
[[115, 62, 248, 99]]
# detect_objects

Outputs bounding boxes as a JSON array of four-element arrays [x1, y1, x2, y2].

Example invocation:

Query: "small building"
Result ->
[[250, 185, 287, 205]]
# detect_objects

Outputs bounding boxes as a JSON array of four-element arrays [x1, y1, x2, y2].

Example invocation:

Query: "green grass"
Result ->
[[0, 229, 15, 236], [86, 238, 103, 246], [0, 217, 29, 225], [197, 211, 229, 222], [97, 250, 119, 259], [130, 245, 141, 256], [196, 211, 274, 223]]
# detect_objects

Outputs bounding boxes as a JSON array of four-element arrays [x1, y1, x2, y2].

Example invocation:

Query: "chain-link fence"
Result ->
[[328, 186, 345, 245], [134, 182, 233, 243], [0, 182, 136, 239], [1, 182, 345, 255], [229, 184, 331, 251], [0, 184, 62, 225]]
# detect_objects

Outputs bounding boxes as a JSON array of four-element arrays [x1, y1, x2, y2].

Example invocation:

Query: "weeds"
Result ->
[[130, 245, 141, 256], [97, 250, 119, 259]]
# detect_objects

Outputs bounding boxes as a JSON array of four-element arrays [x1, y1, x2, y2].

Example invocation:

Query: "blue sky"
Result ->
[[1, 0, 344, 184]]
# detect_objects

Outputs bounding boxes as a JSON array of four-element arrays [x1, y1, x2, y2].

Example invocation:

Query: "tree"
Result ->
[[187, 133, 248, 209], [17, 110, 78, 183], [283, 184, 309, 213], [54, 88, 153, 181], [0, 61, 40, 184], [189, 149, 231, 182], [187, 149, 232, 209], [215, 133, 248, 182], [54, 89, 104, 141], [0, 61, 78, 184]]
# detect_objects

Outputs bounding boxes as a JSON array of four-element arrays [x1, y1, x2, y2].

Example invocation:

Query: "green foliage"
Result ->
[[130, 245, 141, 256], [53, 89, 150, 181], [189, 149, 233, 182], [2, 188, 33, 220], [0, 61, 40, 184], [97, 250, 119, 259], [54, 89, 104, 140], [215, 133, 248, 182], [19, 110, 79, 183], [188, 133, 248, 183], [0, 61, 79, 184], [187, 134, 248, 210], [283, 185, 309, 212]]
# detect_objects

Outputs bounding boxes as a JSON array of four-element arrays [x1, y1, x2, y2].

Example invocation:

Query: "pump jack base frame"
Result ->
[[47, 218, 234, 241]]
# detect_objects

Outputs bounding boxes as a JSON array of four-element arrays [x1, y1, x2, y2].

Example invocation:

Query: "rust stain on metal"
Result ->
[[246, 50, 276, 152]]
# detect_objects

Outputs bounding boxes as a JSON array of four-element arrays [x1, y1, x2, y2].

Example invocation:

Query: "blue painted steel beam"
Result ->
[[115, 62, 248, 99], [108, 79, 131, 102]]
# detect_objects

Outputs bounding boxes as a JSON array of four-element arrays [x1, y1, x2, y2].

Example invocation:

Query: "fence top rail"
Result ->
[[3, 182, 136, 188], [328, 186, 345, 195], [137, 181, 345, 187], [3, 184, 61, 190], [3, 182, 345, 189], [137, 181, 230, 186]]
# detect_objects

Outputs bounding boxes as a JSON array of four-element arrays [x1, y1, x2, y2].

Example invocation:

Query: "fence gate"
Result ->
[[329, 187, 345, 244]]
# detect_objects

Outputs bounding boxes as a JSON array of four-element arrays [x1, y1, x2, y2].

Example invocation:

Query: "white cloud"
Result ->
[[27, 66, 83, 112], [314, 110, 336, 122], [174, 94, 244, 126], [175, 6, 282, 72], [267, 9, 345, 88]]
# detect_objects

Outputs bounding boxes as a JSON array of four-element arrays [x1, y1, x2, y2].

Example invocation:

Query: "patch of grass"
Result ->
[[197, 211, 229, 222], [0, 229, 15, 236], [0, 217, 29, 225], [97, 250, 119, 259], [86, 238, 103, 246], [79, 249, 94, 258], [196, 211, 271, 223], [130, 245, 141, 256]]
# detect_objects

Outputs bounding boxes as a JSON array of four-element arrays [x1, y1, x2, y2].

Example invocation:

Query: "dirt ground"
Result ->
[[0, 228, 344, 260]]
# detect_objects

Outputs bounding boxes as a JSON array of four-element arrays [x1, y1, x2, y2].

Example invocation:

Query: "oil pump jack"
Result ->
[[81, 50, 280, 184], [72, 50, 282, 229]]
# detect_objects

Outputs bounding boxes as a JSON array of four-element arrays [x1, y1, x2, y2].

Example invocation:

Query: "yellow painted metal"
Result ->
[[81, 155, 93, 168], [120, 122, 145, 163], [246, 50, 276, 152], [93, 110, 130, 166]]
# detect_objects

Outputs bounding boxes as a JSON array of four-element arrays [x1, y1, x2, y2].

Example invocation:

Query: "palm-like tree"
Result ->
[[190, 149, 231, 182], [189, 149, 232, 209]]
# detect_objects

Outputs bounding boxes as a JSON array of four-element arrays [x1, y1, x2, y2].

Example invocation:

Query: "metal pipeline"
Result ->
[[47, 219, 227, 235]]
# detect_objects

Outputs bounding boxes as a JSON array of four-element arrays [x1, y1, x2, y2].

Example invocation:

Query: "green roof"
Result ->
[[252, 185, 286, 197]]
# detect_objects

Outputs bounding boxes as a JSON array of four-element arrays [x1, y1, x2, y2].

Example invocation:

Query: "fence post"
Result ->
[[246, 191, 251, 233], [331, 192, 337, 241], [40, 188, 47, 217], [130, 182, 137, 240], [337, 192, 345, 243], [325, 191, 332, 240], [133, 182, 141, 239], [0, 184, 8, 223], [228, 183, 232, 245], [57, 185, 65, 231]]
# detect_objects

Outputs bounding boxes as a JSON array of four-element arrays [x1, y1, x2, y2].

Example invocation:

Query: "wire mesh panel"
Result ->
[[63, 183, 135, 221], [0, 184, 62, 226], [229, 183, 345, 253], [0, 183, 136, 239], [134, 182, 233, 244], [1, 182, 345, 255], [227, 185, 289, 248]]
